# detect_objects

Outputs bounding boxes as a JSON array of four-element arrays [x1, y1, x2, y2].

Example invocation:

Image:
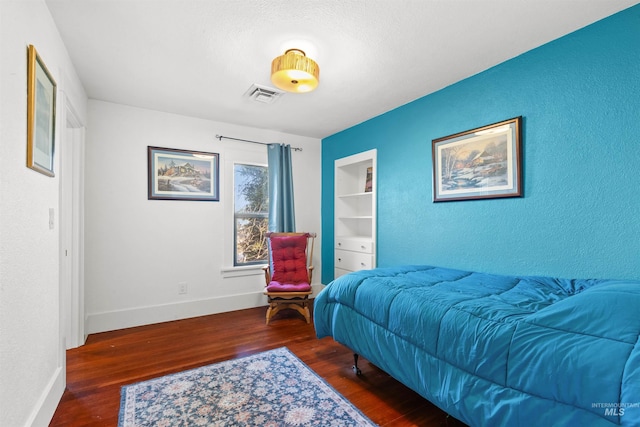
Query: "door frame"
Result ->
[[59, 97, 85, 350]]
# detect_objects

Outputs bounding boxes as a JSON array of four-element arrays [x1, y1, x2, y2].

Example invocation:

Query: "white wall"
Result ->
[[85, 100, 322, 333], [0, 1, 87, 426], [0, 4, 320, 424]]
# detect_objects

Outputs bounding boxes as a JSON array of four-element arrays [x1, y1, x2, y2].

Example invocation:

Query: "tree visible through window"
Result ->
[[234, 164, 268, 265]]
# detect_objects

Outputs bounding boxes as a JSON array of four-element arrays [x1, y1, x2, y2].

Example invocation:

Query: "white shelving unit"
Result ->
[[334, 149, 377, 278]]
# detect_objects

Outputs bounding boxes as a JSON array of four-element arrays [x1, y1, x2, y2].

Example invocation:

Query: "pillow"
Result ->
[[269, 235, 309, 285]]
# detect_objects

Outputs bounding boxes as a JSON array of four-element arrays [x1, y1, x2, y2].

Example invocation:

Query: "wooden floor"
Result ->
[[51, 306, 467, 426]]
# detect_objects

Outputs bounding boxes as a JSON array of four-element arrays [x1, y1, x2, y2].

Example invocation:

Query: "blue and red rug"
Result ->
[[118, 347, 376, 426]]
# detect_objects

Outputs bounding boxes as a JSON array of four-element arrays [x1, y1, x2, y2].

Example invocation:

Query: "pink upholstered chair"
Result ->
[[263, 232, 316, 325]]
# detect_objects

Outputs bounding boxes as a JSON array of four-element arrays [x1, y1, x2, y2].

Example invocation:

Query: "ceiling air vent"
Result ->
[[244, 84, 284, 104]]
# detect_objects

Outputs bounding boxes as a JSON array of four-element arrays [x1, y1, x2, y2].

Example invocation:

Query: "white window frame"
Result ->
[[233, 162, 269, 267], [221, 147, 268, 278]]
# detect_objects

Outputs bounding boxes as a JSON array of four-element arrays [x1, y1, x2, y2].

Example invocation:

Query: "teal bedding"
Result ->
[[314, 265, 640, 426]]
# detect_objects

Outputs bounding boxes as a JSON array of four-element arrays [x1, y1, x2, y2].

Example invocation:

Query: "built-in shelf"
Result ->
[[334, 149, 377, 279]]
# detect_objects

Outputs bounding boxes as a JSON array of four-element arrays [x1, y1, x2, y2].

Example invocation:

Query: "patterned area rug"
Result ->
[[118, 347, 376, 426]]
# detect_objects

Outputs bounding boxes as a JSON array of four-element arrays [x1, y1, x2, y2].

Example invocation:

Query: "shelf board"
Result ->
[[337, 191, 373, 198], [337, 216, 373, 220]]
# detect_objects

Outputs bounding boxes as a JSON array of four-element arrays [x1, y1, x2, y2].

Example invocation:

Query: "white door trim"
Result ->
[[59, 94, 86, 349]]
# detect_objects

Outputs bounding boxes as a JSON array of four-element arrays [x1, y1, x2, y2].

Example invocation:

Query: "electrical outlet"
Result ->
[[178, 282, 188, 295]]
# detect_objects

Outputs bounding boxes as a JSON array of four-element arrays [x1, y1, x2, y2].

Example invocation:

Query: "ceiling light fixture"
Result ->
[[271, 48, 319, 93]]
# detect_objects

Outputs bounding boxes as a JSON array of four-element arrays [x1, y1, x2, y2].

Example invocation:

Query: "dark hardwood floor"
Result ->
[[50, 305, 467, 426]]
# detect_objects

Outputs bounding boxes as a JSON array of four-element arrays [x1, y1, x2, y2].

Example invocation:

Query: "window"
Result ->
[[234, 164, 268, 266]]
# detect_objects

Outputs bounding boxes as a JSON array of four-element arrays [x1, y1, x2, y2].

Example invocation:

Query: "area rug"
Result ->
[[118, 347, 376, 426]]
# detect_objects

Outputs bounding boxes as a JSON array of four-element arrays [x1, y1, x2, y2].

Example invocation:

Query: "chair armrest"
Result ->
[[263, 265, 271, 285]]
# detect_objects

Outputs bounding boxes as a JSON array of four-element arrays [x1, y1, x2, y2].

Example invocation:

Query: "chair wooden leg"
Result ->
[[266, 303, 282, 325], [287, 303, 310, 324], [265, 298, 311, 324], [265, 305, 273, 325]]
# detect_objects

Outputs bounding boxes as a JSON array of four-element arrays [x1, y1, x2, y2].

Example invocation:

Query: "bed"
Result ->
[[313, 265, 640, 426]]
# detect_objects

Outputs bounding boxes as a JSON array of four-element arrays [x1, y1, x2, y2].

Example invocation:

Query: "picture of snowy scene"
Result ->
[[432, 117, 521, 202], [156, 156, 211, 193], [148, 147, 219, 201], [439, 135, 510, 192]]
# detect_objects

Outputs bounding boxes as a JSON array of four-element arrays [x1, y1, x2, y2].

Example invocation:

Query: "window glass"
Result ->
[[234, 164, 268, 265]]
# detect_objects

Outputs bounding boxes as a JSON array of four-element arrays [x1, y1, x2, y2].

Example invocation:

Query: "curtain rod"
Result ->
[[215, 134, 302, 152]]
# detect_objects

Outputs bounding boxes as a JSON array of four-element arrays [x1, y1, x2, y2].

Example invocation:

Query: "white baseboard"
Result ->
[[86, 285, 325, 334], [26, 366, 64, 427]]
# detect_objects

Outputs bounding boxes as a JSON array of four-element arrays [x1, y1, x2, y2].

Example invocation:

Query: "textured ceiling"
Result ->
[[45, 0, 638, 139]]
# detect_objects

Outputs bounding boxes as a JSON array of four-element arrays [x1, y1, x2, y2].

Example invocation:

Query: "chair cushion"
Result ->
[[269, 234, 309, 287], [266, 281, 311, 292]]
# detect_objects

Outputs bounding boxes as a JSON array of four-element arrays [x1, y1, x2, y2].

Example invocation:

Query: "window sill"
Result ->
[[221, 264, 267, 278]]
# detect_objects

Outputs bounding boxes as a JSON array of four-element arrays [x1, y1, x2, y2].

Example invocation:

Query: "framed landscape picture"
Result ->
[[432, 117, 522, 202], [27, 45, 57, 177], [148, 146, 220, 201]]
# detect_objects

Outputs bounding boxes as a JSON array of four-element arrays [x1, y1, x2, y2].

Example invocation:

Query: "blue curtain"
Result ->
[[268, 143, 296, 232]]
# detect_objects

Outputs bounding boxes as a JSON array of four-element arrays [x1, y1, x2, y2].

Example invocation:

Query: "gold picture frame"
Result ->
[[27, 45, 57, 177]]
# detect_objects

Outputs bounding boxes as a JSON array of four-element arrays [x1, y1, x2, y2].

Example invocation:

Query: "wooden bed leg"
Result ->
[[352, 353, 362, 376]]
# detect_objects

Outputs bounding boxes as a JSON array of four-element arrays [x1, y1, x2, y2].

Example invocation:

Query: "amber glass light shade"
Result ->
[[271, 49, 319, 93]]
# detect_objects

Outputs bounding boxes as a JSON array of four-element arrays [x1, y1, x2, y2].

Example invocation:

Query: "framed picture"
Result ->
[[27, 45, 57, 177], [432, 117, 522, 202], [148, 146, 220, 201], [364, 167, 373, 192]]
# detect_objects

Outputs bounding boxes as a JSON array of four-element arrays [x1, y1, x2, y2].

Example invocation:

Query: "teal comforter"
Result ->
[[314, 265, 640, 426]]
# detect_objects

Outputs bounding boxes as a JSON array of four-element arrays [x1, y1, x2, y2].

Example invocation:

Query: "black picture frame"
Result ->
[[432, 117, 522, 202], [148, 146, 220, 201]]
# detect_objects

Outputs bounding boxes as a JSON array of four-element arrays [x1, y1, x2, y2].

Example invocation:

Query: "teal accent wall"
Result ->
[[321, 5, 640, 283]]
